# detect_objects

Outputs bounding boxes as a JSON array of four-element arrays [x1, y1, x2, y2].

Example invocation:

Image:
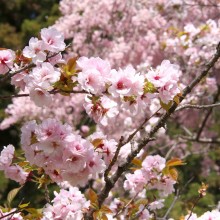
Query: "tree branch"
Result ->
[[0, 89, 88, 100], [179, 135, 220, 144], [175, 102, 220, 111]]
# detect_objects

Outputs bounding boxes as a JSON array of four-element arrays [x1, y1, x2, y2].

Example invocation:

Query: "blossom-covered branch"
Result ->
[[85, 42, 220, 219]]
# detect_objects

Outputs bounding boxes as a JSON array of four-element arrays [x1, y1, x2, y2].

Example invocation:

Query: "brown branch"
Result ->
[[0, 89, 88, 100], [0, 63, 35, 83], [84, 42, 220, 220], [0, 94, 30, 99], [195, 86, 220, 140], [104, 107, 161, 180], [104, 136, 124, 180]]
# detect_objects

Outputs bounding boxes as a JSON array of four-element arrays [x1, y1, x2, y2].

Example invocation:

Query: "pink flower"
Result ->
[[137, 205, 150, 220], [48, 52, 65, 65], [109, 66, 136, 97], [0, 49, 15, 75], [100, 139, 117, 165], [21, 120, 37, 147], [41, 27, 66, 53], [35, 118, 73, 142], [90, 133, 117, 165], [26, 62, 61, 90], [142, 155, 166, 173], [158, 82, 180, 104], [205, 77, 218, 94], [77, 57, 111, 95], [86, 153, 106, 177], [29, 87, 52, 107], [11, 71, 28, 91], [147, 60, 181, 88], [23, 37, 46, 64], [184, 213, 198, 220], [0, 145, 14, 169], [62, 139, 91, 173], [4, 165, 29, 185], [42, 187, 89, 220], [149, 199, 164, 210], [84, 95, 119, 126], [124, 170, 146, 193], [81, 125, 90, 134], [62, 168, 91, 186], [198, 210, 220, 220]]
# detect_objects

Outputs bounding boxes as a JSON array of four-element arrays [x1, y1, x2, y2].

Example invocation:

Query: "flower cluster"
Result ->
[[78, 57, 182, 126], [10, 27, 66, 107], [147, 60, 181, 104], [0, 145, 29, 184], [42, 187, 90, 220], [21, 118, 105, 186], [124, 155, 176, 197]]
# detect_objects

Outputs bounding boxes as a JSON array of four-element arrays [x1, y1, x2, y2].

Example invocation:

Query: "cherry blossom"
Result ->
[[41, 27, 66, 53], [0, 145, 14, 169], [4, 165, 29, 185], [23, 37, 46, 64], [77, 57, 112, 95], [42, 187, 90, 220], [0, 49, 15, 74]]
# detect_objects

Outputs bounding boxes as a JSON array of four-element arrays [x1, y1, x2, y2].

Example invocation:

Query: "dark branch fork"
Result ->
[[85, 42, 220, 219]]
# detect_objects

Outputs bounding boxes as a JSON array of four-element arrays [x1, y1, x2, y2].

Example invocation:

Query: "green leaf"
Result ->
[[7, 186, 22, 207], [19, 202, 30, 209], [160, 99, 172, 111], [144, 80, 156, 94]]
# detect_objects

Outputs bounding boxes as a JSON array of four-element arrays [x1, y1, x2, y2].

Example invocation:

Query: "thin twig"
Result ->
[[113, 191, 139, 218], [44, 183, 50, 203], [186, 196, 202, 220], [0, 209, 21, 220], [123, 107, 162, 146], [160, 177, 194, 220], [175, 102, 220, 111], [195, 86, 220, 140]]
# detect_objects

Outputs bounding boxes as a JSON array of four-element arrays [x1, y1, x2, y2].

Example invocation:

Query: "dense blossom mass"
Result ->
[[0, 0, 220, 219]]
